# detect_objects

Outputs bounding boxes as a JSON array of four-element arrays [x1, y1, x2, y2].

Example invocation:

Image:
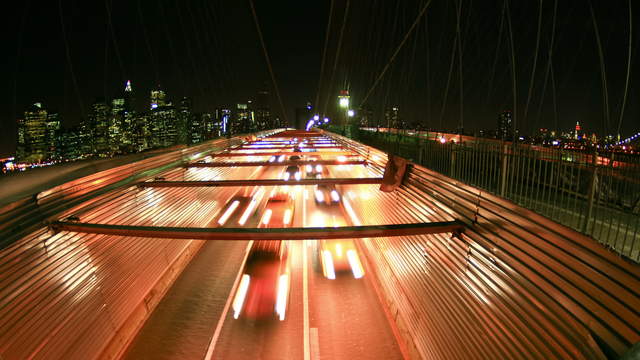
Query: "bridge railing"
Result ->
[[329, 126, 640, 262], [323, 128, 640, 359], [0, 129, 284, 359]]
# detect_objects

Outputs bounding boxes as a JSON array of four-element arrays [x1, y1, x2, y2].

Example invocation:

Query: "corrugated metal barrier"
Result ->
[[352, 127, 640, 262], [0, 130, 281, 360], [325, 130, 640, 360]]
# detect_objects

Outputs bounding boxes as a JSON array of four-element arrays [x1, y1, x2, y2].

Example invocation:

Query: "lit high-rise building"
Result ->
[[109, 98, 125, 153], [45, 112, 61, 160], [359, 106, 374, 127], [18, 103, 48, 163], [150, 87, 166, 110], [150, 104, 177, 148], [497, 110, 513, 140], [177, 97, 192, 145], [89, 99, 111, 156], [233, 103, 254, 134], [255, 85, 271, 130], [385, 106, 400, 129]]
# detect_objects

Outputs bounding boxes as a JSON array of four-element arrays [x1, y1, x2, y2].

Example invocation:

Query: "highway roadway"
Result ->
[[120, 133, 405, 359]]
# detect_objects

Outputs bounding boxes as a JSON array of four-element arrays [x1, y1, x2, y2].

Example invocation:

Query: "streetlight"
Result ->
[[347, 109, 355, 117]]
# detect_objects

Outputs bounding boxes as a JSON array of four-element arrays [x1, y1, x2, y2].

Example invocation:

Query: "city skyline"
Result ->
[[2, 1, 638, 157]]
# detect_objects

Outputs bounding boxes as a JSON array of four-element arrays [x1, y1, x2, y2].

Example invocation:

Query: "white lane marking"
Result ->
[[303, 190, 311, 360], [310, 327, 320, 360], [303, 240, 310, 360], [204, 241, 253, 360]]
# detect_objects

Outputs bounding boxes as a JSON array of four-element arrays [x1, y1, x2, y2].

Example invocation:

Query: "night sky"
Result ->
[[1, 0, 638, 157]]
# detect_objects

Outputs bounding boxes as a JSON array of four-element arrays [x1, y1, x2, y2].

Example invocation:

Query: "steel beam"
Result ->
[[237, 146, 344, 151], [185, 160, 368, 168], [138, 177, 384, 188], [212, 151, 355, 157], [50, 220, 466, 240]]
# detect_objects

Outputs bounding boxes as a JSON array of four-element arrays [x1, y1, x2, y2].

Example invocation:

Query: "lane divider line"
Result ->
[[310, 327, 320, 360], [204, 240, 253, 360], [303, 240, 310, 360]]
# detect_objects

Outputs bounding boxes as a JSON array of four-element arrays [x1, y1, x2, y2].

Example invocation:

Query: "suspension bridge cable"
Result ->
[[58, 0, 86, 117], [535, 0, 558, 128], [616, 0, 633, 137], [248, 0, 289, 126], [523, 0, 544, 131], [157, 1, 186, 96], [505, 0, 517, 138], [12, 0, 30, 127], [588, 0, 610, 135], [455, 0, 464, 133], [104, 0, 126, 82], [359, 0, 433, 108], [321, 0, 351, 117], [313, 0, 334, 111], [136, 0, 160, 86]]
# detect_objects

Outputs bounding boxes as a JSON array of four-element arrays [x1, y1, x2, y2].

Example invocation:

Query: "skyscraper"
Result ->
[[89, 99, 110, 156], [150, 87, 166, 110], [384, 107, 400, 129], [110, 98, 125, 153], [18, 103, 48, 163], [150, 104, 177, 147], [497, 110, 513, 140], [45, 112, 61, 160], [233, 103, 253, 134], [254, 86, 271, 130], [177, 97, 192, 145]]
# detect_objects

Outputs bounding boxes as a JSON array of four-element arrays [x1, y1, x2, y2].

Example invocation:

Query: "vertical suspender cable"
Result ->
[[505, 0, 517, 140], [314, 0, 335, 112], [588, 0, 610, 135], [58, 0, 86, 117], [321, 0, 351, 118], [248, 0, 289, 126], [523, 0, 543, 133], [360, 0, 433, 108], [616, 0, 633, 137]]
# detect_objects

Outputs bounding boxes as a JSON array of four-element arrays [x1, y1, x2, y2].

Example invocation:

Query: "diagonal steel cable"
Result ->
[[313, 0, 335, 112], [360, 0, 433, 107], [248, 0, 289, 126]]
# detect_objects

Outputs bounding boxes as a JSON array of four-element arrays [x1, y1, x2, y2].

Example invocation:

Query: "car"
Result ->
[[216, 193, 263, 226], [269, 155, 286, 163], [260, 193, 294, 228], [314, 184, 340, 204], [232, 240, 291, 321], [305, 156, 322, 174], [305, 161, 323, 177], [318, 239, 365, 279], [283, 165, 301, 181]]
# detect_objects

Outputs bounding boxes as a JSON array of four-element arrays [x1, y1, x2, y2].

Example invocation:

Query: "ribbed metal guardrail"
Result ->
[[0, 130, 282, 359], [354, 127, 640, 262], [324, 130, 640, 359]]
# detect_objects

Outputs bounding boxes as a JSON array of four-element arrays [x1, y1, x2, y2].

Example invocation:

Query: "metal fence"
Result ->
[[332, 127, 640, 262], [325, 129, 640, 359]]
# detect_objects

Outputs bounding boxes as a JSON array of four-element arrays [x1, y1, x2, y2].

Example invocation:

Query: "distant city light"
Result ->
[[324, 117, 329, 123], [313, 114, 319, 121], [306, 120, 314, 131], [347, 109, 355, 117]]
